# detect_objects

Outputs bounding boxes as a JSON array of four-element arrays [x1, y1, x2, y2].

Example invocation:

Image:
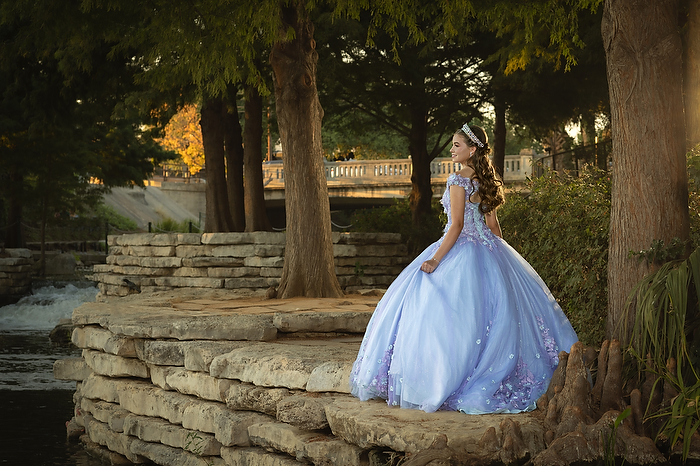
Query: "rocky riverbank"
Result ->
[[54, 289, 674, 465]]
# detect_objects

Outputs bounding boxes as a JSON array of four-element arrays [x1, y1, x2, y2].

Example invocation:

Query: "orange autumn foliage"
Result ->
[[157, 105, 204, 174]]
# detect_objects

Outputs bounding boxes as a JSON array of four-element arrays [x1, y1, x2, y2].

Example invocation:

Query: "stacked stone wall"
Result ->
[[55, 296, 549, 466], [0, 248, 33, 305], [92, 232, 408, 297]]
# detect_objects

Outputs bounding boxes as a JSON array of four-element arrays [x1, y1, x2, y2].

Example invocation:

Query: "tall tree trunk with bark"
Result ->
[[492, 95, 507, 178], [223, 91, 245, 232], [408, 105, 432, 225], [270, 1, 343, 298], [602, 0, 688, 344], [685, 0, 700, 150], [201, 97, 234, 233], [244, 84, 272, 231]]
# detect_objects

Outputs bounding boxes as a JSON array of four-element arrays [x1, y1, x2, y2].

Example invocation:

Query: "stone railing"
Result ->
[[0, 248, 33, 306], [92, 232, 408, 297], [263, 158, 464, 182]]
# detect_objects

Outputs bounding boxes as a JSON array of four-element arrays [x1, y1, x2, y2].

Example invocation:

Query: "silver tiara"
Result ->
[[461, 123, 484, 148]]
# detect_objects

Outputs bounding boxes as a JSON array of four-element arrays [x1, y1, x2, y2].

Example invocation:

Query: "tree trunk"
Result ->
[[492, 95, 506, 178], [602, 0, 688, 344], [223, 91, 246, 232], [200, 97, 234, 233], [685, 0, 700, 150], [270, 1, 343, 298], [408, 105, 432, 225], [244, 84, 272, 232]]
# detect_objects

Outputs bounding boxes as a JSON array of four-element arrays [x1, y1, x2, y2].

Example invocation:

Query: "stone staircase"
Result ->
[[54, 290, 546, 465]]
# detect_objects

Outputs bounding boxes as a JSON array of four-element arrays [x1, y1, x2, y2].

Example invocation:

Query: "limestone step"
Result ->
[[130, 438, 227, 466], [324, 398, 546, 463], [72, 325, 137, 357], [84, 415, 149, 464], [248, 421, 365, 466], [123, 414, 222, 456], [83, 349, 149, 379], [81, 398, 132, 432], [210, 342, 358, 391], [53, 357, 92, 381], [221, 446, 304, 466]]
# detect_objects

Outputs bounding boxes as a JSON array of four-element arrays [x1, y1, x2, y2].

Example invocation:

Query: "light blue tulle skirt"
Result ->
[[350, 236, 579, 414]]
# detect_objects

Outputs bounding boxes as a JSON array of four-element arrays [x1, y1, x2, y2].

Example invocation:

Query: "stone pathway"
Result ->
[[55, 290, 547, 465]]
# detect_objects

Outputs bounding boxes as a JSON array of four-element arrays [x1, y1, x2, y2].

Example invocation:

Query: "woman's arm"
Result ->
[[485, 210, 502, 238], [420, 184, 465, 273]]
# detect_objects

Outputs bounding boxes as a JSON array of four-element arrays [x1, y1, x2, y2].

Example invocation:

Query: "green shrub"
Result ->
[[499, 168, 611, 346], [95, 204, 139, 232], [687, 144, 700, 249], [153, 217, 201, 233], [350, 198, 444, 259]]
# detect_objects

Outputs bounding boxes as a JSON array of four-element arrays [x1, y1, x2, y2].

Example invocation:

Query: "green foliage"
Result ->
[[604, 407, 631, 466], [350, 198, 444, 259], [624, 148, 700, 463], [627, 248, 700, 380], [628, 247, 700, 462], [96, 204, 139, 232], [649, 376, 700, 462], [499, 167, 610, 346], [629, 237, 689, 266], [322, 114, 409, 160], [687, 144, 700, 250], [153, 217, 201, 234]]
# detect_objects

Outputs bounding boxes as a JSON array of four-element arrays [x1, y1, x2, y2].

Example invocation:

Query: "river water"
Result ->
[[0, 282, 104, 465]]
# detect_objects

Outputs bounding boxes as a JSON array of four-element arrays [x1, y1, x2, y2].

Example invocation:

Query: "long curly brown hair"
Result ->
[[455, 125, 505, 214]]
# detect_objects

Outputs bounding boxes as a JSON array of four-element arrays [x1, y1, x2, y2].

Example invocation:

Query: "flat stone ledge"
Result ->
[[123, 414, 222, 456], [81, 398, 132, 433], [221, 446, 303, 466], [72, 295, 380, 343], [73, 302, 278, 341], [54, 357, 92, 381], [129, 438, 226, 466], [225, 383, 293, 416], [325, 398, 546, 457], [84, 415, 149, 464], [272, 310, 372, 334], [166, 367, 235, 402], [72, 325, 137, 357], [276, 393, 354, 431], [181, 400, 273, 447], [210, 343, 359, 390], [248, 421, 366, 466], [83, 349, 150, 379]]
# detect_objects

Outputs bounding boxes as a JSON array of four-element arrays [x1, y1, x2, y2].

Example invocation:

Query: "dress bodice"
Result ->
[[440, 173, 498, 249]]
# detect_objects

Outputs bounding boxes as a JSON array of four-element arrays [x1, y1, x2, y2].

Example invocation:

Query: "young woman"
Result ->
[[350, 123, 578, 414]]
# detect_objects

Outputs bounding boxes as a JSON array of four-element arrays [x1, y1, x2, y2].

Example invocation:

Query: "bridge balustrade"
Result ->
[[263, 158, 464, 183]]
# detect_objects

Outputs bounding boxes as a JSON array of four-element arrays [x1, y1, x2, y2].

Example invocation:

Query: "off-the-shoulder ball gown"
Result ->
[[350, 173, 579, 414]]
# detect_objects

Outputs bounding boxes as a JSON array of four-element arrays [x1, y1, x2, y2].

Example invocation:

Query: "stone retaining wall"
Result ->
[[92, 232, 408, 298], [54, 294, 546, 466], [0, 248, 33, 306]]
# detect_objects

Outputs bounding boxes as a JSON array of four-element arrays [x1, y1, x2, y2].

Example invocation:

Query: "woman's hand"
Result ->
[[421, 258, 439, 273]]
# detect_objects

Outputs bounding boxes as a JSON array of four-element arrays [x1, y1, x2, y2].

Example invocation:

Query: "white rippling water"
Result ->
[[0, 283, 98, 331]]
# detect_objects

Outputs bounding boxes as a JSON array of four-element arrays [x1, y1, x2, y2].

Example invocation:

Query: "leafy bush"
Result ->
[[95, 204, 139, 232], [499, 168, 611, 346], [153, 217, 201, 233], [687, 144, 700, 249], [350, 198, 445, 258]]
